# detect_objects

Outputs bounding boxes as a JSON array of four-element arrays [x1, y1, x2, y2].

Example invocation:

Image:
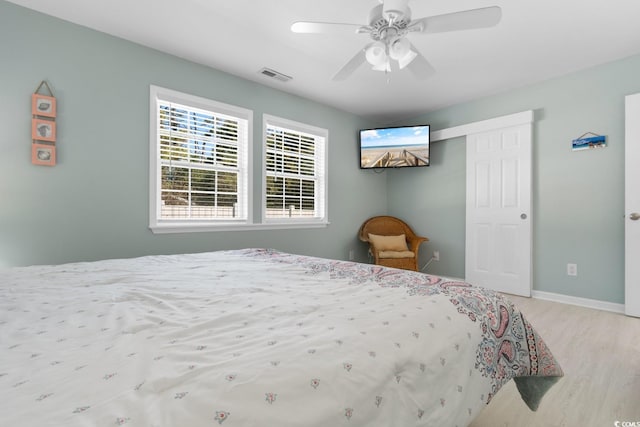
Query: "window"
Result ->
[[149, 86, 252, 233], [263, 115, 328, 224]]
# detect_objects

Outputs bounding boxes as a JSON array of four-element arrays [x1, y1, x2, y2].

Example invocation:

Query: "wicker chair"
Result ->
[[358, 216, 428, 271]]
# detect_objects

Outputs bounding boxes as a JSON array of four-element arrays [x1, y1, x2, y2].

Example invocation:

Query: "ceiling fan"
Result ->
[[291, 0, 502, 80]]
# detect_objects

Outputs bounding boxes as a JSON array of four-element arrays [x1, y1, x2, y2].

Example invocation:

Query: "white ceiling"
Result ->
[[8, 0, 640, 122]]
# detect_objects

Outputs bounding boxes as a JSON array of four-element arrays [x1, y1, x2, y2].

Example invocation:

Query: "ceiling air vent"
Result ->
[[259, 67, 292, 82]]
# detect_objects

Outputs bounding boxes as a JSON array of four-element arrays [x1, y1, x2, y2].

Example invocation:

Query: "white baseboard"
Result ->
[[531, 290, 625, 314]]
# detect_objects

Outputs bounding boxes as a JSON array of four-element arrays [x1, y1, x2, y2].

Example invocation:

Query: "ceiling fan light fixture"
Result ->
[[389, 37, 410, 60], [365, 41, 387, 66], [389, 37, 417, 69]]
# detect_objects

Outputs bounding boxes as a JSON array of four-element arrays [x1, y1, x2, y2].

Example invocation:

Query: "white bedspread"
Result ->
[[0, 249, 562, 426]]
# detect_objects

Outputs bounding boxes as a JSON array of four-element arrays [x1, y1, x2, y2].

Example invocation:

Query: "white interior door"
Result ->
[[466, 124, 532, 296], [625, 93, 640, 317]]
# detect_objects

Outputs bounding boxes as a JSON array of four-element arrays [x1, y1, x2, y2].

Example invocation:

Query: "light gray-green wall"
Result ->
[[388, 54, 640, 304], [0, 1, 385, 267], [3, 1, 638, 306]]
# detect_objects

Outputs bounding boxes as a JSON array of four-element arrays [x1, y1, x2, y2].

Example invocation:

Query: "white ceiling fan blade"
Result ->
[[291, 21, 366, 35], [332, 47, 368, 81], [405, 48, 435, 80], [410, 6, 502, 34]]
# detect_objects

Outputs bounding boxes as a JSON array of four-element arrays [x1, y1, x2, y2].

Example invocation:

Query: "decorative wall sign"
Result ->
[[572, 132, 606, 151], [32, 80, 57, 166]]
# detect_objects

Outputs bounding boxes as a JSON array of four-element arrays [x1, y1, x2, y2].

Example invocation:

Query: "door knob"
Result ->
[[630, 212, 640, 221]]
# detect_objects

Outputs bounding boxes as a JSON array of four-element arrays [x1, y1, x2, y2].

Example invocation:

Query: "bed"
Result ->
[[0, 248, 562, 426]]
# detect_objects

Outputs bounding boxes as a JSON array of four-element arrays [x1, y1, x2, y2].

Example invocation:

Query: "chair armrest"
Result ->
[[367, 242, 382, 263], [407, 236, 428, 254]]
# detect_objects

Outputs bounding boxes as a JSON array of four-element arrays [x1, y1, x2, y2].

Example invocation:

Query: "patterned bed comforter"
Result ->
[[0, 249, 562, 426]]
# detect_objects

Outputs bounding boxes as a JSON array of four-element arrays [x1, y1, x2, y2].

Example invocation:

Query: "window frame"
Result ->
[[149, 85, 253, 234], [262, 114, 329, 227]]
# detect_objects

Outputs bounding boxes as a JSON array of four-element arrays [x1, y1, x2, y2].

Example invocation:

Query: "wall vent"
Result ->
[[259, 67, 292, 82]]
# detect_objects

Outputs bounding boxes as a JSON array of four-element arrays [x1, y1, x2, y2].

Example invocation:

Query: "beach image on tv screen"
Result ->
[[360, 125, 429, 168]]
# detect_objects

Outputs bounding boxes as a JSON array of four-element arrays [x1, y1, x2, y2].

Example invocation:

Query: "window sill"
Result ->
[[150, 221, 330, 234]]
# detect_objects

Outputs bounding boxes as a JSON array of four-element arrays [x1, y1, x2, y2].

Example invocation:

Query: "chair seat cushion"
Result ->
[[378, 250, 415, 259], [368, 233, 409, 251]]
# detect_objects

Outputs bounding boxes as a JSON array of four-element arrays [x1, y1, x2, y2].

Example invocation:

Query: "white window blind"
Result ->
[[150, 86, 251, 233], [263, 116, 327, 222]]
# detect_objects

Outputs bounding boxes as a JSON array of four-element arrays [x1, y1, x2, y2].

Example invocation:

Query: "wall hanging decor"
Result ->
[[572, 131, 606, 151], [31, 143, 56, 166], [31, 118, 56, 141], [31, 80, 57, 166]]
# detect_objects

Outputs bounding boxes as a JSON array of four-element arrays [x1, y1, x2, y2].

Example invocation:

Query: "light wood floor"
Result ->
[[469, 295, 640, 427]]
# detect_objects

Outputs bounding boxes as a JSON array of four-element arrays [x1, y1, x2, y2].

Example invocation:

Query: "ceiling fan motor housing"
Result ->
[[369, 3, 411, 42], [382, 0, 411, 22]]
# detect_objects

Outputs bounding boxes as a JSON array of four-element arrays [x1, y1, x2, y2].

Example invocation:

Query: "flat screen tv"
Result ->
[[359, 124, 430, 169]]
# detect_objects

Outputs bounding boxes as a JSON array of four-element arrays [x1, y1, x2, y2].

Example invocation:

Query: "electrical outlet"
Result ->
[[567, 263, 577, 276], [433, 250, 440, 262], [348, 249, 354, 261]]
